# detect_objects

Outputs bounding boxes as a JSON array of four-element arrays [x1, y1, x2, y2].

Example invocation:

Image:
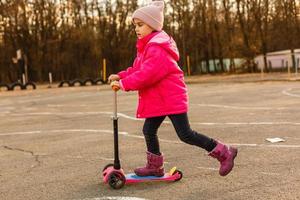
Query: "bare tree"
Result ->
[[253, 0, 270, 72], [0, 0, 300, 83], [222, 0, 237, 72]]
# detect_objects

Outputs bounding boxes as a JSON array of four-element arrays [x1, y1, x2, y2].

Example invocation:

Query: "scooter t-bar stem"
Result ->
[[113, 90, 121, 170], [113, 91, 118, 119]]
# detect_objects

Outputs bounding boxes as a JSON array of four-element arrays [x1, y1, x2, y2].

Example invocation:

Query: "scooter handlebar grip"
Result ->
[[112, 85, 120, 91]]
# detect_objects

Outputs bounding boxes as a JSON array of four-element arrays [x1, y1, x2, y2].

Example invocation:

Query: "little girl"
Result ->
[[109, 0, 237, 177]]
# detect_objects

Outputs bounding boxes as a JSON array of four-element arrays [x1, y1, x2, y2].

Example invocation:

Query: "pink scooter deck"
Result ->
[[125, 167, 182, 183], [103, 165, 182, 189]]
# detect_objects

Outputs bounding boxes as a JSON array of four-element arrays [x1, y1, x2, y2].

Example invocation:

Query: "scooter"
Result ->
[[102, 84, 183, 189]]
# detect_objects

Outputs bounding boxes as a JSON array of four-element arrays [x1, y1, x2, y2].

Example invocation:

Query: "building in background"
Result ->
[[199, 58, 246, 73], [255, 49, 300, 71]]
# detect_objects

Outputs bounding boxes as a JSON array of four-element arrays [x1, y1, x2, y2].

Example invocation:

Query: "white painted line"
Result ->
[[0, 129, 128, 136], [47, 104, 92, 107], [66, 155, 114, 161], [197, 168, 280, 176], [228, 143, 300, 148], [282, 88, 300, 98], [262, 144, 300, 148], [260, 172, 280, 176], [1, 129, 300, 149], [80, 197, 147, 200], [193, 103, 287, 110], [10, 112, 104, 116], [98, 157, 114, 161], [192, 122, 300, 126], [8, 112, 143, 122], [117, 113, 143, 121], [48, 129, 128, 135], [0, 130, 42, 136], [197, 167, 218, 171], [6, 111, 300, 126], [228, 143, 258, 147], [0, 93, 102, 106]]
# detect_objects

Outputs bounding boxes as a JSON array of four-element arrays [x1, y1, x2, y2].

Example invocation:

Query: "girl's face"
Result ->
[[133, 18, 154, 39]]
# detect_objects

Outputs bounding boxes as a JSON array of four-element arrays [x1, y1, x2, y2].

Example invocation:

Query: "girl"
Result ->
[[109, 0, 237, 177]]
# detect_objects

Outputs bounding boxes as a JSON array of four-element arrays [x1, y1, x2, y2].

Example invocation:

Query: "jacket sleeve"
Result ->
[[117, 58, 138, 79], [117, 66, 134, 79], [120, 45, 169, 91]]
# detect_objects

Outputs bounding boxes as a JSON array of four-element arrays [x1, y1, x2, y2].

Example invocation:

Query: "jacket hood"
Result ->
[[136, 31, 179, 61], [148, 31, 180, 61]]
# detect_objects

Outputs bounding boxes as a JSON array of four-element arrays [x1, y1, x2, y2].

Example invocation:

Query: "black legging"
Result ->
[[142, 113, 217, 155]]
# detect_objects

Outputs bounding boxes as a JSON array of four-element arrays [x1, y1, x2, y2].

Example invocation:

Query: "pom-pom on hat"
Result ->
[[132, 0, 165, 31]]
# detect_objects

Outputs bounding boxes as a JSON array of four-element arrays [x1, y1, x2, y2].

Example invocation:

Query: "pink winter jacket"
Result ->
[[118, 31, 188, 118]]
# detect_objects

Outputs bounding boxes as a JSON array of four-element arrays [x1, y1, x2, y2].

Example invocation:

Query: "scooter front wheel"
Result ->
[[108, 171, 126, 189], [102, 163, 114, 172]]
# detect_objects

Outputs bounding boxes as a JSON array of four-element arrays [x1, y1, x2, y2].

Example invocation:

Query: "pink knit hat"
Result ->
[[132, 0, 165, 31]]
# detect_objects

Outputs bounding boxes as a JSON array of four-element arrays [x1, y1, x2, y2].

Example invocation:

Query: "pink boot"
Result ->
[[134, 152, 164, 177], [209, 142, 238, 176]]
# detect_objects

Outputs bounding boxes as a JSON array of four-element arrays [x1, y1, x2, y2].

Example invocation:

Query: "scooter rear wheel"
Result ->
[[108, 171, 126, 189]]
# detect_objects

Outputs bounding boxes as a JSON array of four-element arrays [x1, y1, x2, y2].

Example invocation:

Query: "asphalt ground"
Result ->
[[0, 74, 300, 200]]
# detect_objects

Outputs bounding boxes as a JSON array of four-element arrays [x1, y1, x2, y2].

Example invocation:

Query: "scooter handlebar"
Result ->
[[112, 85, 120, 91], [110, 81, 120, 91]]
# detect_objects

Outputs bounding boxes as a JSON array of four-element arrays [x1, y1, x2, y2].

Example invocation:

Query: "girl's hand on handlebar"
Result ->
[[110, 81, 120, 91], [108, 74, 120, 83]]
